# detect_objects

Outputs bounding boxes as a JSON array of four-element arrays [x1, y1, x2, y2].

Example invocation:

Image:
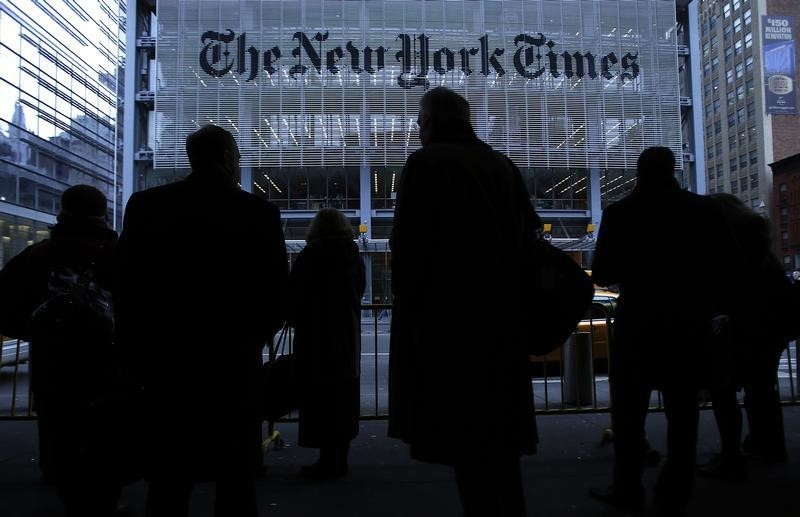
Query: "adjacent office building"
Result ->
[[696, 0, 800, 218], [0, 0, 125, 265]]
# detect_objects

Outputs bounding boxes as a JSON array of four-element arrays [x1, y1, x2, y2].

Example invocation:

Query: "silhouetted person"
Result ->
[[115, 125, 288, 517], [0, 185, 122, 516], [288, 208, 366, 479], [590, 147, 735, 515], [389, 87, 540, 517], [699, 193, 789, 480]]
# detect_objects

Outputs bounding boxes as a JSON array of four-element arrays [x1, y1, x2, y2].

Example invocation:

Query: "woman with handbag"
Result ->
[[288, 208, 366, 479]]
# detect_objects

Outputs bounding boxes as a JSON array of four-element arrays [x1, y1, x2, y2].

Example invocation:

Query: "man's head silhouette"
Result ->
[[58, 184, 109, 228], [636, 147, 676, 188], [417, 87, 474, 146], [186, 125, 241, 184]]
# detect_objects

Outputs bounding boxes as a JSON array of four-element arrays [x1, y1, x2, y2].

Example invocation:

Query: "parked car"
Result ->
[[1, 338, 29, 367]]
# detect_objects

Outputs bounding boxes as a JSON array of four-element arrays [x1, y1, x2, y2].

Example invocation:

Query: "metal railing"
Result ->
[[0, 337, 33, 419], [2, 303, 798, 420]]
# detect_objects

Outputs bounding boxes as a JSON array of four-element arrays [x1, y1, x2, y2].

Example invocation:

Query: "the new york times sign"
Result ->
[[154, 0, 682, 170], [199, 30, 641, 88]]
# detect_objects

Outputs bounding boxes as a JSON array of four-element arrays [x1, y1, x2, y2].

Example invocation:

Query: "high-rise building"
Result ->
[[696, 0, 800, 215], [0, 1, 125, 265]]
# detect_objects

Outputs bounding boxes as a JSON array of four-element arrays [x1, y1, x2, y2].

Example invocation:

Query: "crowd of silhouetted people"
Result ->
[[0, 87, 797, 517]]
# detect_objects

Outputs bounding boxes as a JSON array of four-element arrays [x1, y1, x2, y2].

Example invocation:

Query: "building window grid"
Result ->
[[0, 45, 117, 152], [155, 0, 680, 170], [0, 3, 123, 224]]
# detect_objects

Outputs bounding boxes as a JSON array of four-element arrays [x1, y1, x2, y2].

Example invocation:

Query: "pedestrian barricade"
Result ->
[[2, 305, 799, 420]]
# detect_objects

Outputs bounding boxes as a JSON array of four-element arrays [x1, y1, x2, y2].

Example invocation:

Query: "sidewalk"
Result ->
[[1, 408, 798, 516]]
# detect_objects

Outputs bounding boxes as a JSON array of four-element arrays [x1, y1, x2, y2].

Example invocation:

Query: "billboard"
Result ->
[[763, 16, 797, 115], [154, 0, 681, 169]]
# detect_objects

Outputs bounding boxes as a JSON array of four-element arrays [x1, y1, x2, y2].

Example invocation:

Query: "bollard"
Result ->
[[563, 332, 594, 406]]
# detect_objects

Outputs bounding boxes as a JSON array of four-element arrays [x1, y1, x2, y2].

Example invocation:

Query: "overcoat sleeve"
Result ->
[[0, 245, 45, 340], [591, 204, 621, 288], [113, 192, 146, 377], [286, 247, 309, 329], [389, 152, 435, 303], [259, 203, 289, 338]]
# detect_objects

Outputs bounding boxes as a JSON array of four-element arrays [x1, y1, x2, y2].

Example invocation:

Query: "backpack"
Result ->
[[520, 237, 595, 356], [29, 264, 114, 361]]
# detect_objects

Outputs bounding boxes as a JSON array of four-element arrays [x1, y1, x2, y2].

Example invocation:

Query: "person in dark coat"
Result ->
[[388, 87, 540, 517], [115, 125, 288, 517], [699, 193, 790, 480], [288, 208, 366, 479], [0, 185, 122, 516], [590, 147, 736, 515]]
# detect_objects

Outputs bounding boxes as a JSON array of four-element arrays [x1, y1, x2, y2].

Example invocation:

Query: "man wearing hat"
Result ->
[[0, 184, 123, 516]]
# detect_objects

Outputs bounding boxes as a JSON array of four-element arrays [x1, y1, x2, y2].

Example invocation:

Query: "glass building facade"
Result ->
[[0, 1, 125, 265], [149, 3, 680, 199], [127, 0, 687, 301]]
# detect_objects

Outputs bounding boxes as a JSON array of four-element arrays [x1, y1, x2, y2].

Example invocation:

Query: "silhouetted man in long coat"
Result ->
[[389, 87, 540, 517], [115, 125, 287, 517], [591, 147, 734, 515]]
